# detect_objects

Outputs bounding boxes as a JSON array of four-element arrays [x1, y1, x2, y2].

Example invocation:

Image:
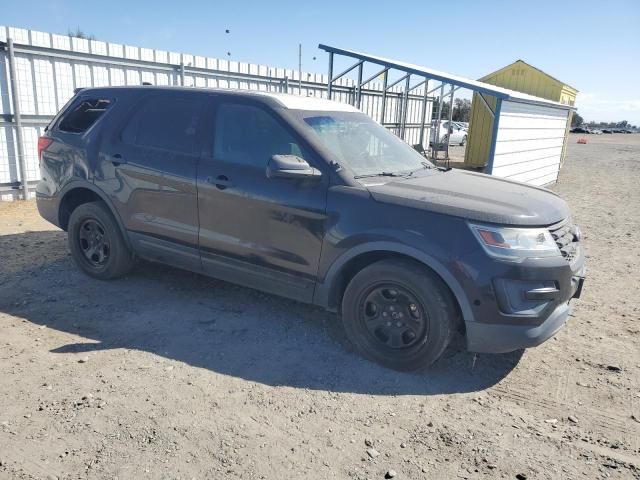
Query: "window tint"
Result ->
[[214, 103, 303, 167], [59, 99, 111, 133], [122, 96, 201, 153]]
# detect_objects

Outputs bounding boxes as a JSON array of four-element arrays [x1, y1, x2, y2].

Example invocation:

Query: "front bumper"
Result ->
[[465, 251, 585, 354], [466, 301, 571, 353]]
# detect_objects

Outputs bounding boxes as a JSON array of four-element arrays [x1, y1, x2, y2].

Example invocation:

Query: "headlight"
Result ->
[[469, 223, 560, 262]]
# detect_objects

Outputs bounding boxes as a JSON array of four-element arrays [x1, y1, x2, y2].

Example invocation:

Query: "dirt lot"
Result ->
[[1, 134, 639, 480]]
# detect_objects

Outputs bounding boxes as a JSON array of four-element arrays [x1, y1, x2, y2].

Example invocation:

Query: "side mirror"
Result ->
[[266, 155, 322, 180]]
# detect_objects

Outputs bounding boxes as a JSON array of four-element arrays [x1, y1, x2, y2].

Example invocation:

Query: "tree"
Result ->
[[433, 99, 450, 120], [571, 113, 584, 127], [68, 28, 95, 41], [452, 98, 471, 122]]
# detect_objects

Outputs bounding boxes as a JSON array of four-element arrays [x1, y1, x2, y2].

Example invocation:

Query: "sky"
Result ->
[[4, 0, 640, 125]]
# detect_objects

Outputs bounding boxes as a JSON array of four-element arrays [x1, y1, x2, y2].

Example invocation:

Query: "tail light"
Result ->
[[38, 137, 53, 161]]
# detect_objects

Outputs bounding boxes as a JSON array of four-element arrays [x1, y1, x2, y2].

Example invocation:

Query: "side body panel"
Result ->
[[314, 182, 581, 333], [93, 90, 206, 271], [37, 93, 107, 200], [196, 99, 330, 302], [313, 184, 477, 319]]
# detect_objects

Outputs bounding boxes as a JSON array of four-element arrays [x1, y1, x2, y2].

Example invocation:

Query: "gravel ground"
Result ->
[[0, 133, 638, 480]]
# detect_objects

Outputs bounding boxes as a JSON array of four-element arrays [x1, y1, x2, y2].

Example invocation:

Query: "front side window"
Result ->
[[297, 111, 431, 178], [214, 103, 304, 167], [121, 96, 201, 154]]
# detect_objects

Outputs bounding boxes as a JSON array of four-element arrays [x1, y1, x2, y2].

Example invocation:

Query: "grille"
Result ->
[[549, 221, 579, 262]]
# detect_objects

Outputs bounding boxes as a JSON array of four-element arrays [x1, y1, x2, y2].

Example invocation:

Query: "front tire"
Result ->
[[68, 201, 134, 280], [460, 135, 467, 146], [341, 259, 457, 371]]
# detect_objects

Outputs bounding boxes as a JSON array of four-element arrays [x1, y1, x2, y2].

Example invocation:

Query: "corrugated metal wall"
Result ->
[[491, 101, 570, 187], [0, 26, 433, 199]]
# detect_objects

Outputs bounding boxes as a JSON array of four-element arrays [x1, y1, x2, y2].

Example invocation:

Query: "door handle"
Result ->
[[207, 174, 233, 190], [111, 153, 124, 166]]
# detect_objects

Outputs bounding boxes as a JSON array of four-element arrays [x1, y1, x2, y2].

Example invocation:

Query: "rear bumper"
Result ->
[[35, 191, 60, 228]]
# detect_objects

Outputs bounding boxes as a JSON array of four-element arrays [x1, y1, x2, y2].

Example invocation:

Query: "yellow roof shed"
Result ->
[[464, 60, 578, 168]]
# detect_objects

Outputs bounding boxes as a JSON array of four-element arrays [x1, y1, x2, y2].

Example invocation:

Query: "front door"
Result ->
[[197, 99, 329, 302]]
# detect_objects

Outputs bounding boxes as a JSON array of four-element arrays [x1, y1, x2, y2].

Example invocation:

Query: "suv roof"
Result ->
[[74, 85, 360, 112]]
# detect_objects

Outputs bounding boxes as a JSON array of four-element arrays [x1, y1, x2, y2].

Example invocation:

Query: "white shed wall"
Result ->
[[491, 101, 570, 187]]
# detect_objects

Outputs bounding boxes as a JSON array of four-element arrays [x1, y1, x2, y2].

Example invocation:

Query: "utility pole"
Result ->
[[7, 38, 29, 200], [298, 43, 302, 95]]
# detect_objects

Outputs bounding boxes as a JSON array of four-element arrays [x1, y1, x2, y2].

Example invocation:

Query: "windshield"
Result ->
[[293, 111, 433, 177]]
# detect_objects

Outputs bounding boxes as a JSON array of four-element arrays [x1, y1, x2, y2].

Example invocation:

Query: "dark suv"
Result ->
[[36, 87, 585, 370]]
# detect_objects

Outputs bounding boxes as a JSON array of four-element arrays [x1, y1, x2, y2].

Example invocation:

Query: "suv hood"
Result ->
[[365, 169, 570, 226]]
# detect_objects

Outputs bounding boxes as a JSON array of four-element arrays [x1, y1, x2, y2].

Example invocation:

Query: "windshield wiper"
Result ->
[[402, 161, 436, 177], [354, 171, 402, 179], [355, 162, 437, 180]]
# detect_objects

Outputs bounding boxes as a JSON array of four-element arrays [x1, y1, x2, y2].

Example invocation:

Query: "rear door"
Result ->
[[97, 91, 206, 271], [196, 99, 329, 302]]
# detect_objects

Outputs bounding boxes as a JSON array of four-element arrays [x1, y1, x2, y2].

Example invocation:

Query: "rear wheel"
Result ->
[[68, 201, 134, 280], [341, 258, 457, 371]]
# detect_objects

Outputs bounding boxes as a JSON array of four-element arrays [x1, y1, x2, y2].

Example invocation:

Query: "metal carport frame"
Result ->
[[319, 44, 574, 180]]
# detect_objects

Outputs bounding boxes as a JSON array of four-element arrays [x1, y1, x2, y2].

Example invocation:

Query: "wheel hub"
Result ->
[[78, 219, 110, 267], [361, 286, 427, 350]]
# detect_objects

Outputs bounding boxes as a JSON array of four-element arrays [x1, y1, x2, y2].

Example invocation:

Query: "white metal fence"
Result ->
[[0, 26, 434, 199]]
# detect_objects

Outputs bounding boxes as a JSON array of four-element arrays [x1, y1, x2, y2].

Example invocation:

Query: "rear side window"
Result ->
[[121, 96, 202, 154], [58, 98, 111, 133]]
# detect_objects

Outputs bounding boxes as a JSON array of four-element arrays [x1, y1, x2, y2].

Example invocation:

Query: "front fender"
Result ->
[[313, 241, 475, 323]]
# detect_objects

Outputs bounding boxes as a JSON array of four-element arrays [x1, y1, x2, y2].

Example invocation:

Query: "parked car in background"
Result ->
[[591, 129, 602, 135], [430, 120, 467, 146], [36, 86, 585, 371], [570, 126, 591, 134], [602, 129, 613, 134]]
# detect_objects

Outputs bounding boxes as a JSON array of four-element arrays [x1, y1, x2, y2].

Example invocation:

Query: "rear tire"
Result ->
[[341, 258, 457, 371], [68, 201, 134, 280]]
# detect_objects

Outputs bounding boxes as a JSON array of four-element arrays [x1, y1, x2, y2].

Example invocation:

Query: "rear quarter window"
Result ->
[[58, 99, 112, 133]]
